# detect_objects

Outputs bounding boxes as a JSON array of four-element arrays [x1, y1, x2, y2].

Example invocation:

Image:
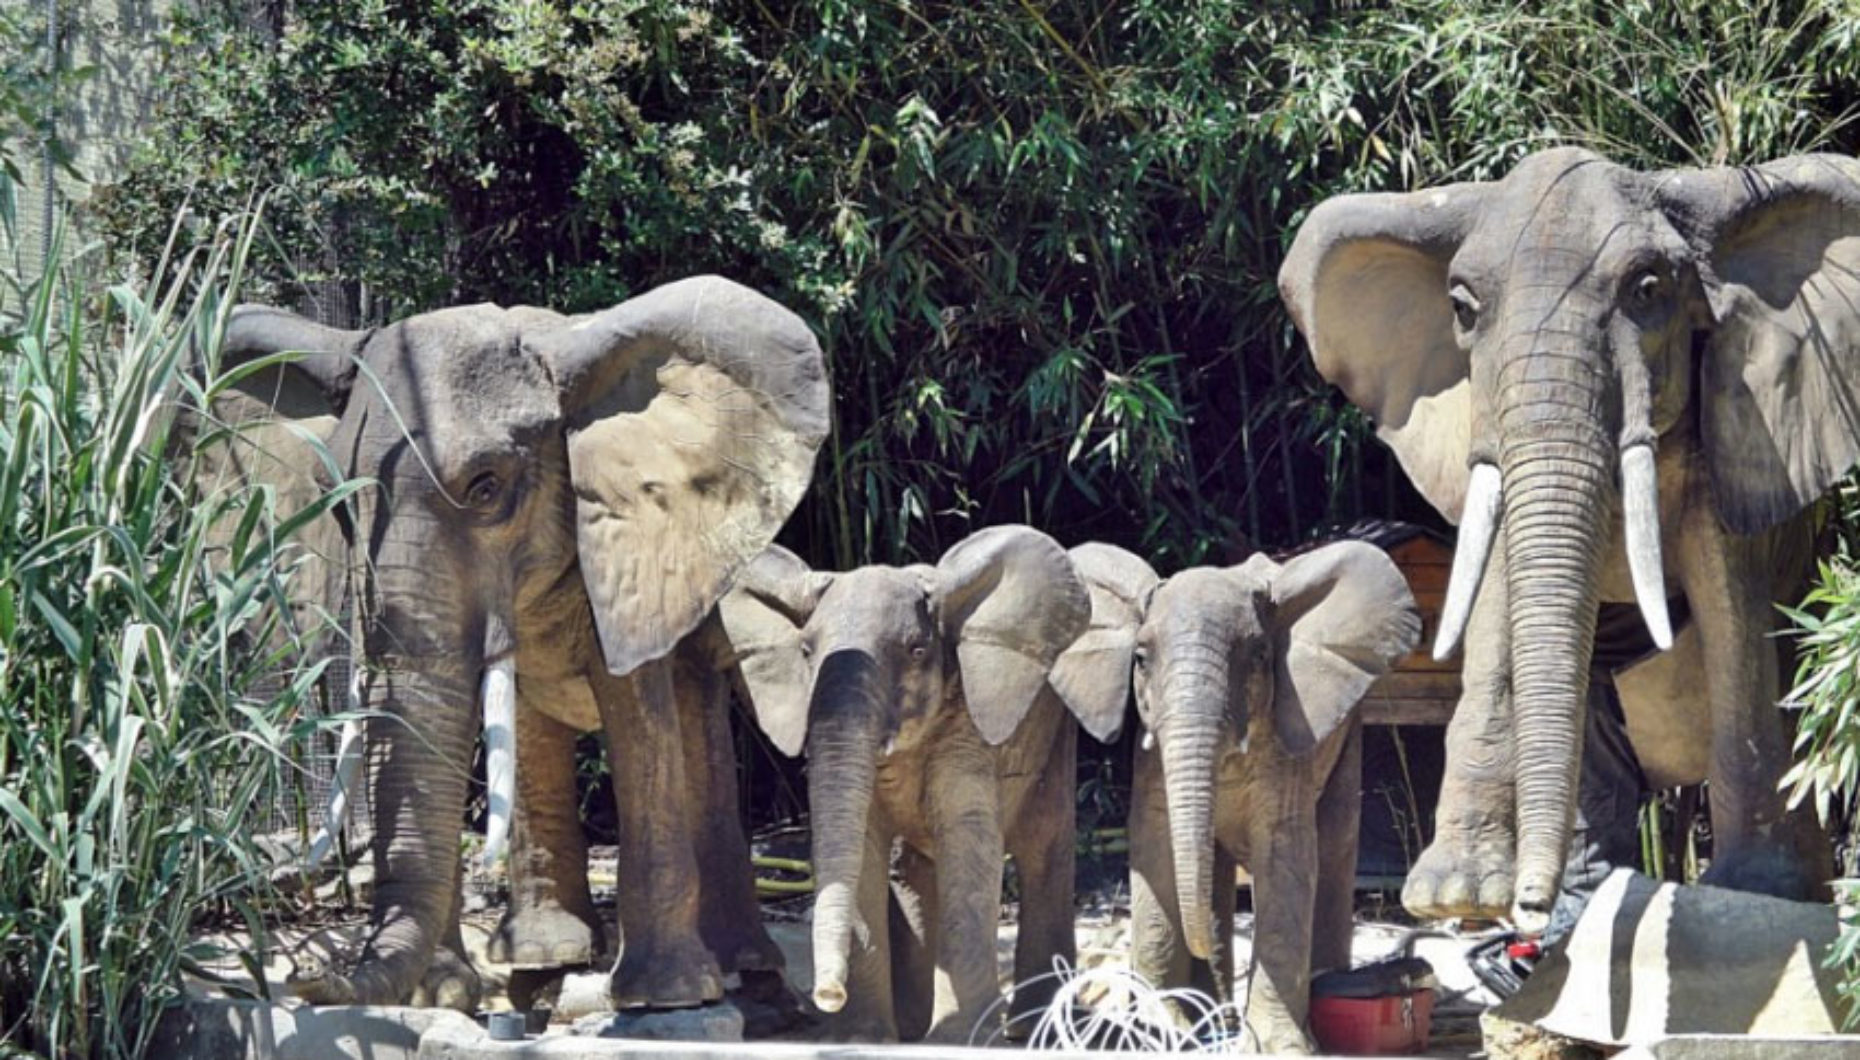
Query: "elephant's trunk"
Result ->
[[1156, 642, 1228, 961], [341, 653, 481, 1004], [805, 651, 884, 1014], [1501, 337, 1611, 933], [293, 488, 490, 1008]]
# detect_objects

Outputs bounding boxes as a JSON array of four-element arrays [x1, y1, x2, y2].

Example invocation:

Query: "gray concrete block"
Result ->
[[1617, 1034, 1860, 1060], [570, 1006, 743, 1042], [151, 998, 479, 1060]]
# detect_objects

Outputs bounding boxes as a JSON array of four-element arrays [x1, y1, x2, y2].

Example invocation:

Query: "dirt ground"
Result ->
[[194, 847, 1498, 1057]]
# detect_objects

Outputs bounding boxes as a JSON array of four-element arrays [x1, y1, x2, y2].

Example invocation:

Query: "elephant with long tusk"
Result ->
[[204, 275, 828, 1010], [1280, 148, 1857, 931]]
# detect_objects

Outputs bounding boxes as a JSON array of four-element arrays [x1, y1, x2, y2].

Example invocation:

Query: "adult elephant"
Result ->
[[1278, 148, 1858, 931], [208, 276, 828, 1008]]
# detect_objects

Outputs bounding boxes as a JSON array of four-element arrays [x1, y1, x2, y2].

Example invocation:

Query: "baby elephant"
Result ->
[[720, 526, 1093, 1043], [1053, 541, 1419, 1054]]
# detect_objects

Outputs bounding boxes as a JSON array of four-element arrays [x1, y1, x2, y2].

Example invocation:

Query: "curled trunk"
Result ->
[[805, 653, 884, 1013]]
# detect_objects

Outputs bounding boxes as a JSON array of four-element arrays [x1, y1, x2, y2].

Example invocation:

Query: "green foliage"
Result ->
[[95, 0, 1860, 568], [1783, 534, 1860, 1024], [0, 183, 343, 1057]]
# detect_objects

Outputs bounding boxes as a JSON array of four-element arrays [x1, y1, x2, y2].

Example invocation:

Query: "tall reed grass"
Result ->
[[0, 178, 351, 1058]]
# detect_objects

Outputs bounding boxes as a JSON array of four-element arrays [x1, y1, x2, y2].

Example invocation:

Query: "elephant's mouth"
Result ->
[[1433, 441, 1673, 661]]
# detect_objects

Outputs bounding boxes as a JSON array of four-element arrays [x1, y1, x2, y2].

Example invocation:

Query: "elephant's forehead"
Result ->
[[1469, 150, 1671, 266], [815, 568, 928, 636], [356, 305, 560, 456], [1148, 568, 1260, 632]]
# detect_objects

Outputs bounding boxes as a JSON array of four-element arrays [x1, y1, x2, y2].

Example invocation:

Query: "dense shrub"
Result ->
[[97, 0, 1860, 569]]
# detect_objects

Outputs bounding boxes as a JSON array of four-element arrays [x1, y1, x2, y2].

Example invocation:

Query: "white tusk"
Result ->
[[307, 715, 364, 869], [1141, 729, 1154, 752], [307, 666, 367, 869], [479, 658, 518, 866], [1434, 462, 1503, 661], [1621, 443, 1673, 651]]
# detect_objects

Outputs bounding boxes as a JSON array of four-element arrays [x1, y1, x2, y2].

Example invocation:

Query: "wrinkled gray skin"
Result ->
[[206, 276, 827, 1010], [1055, 542, 1418, 1054], [722, 526, 1092, 1043], [1280, 149, 1860, 928], [490, 608, 795, 1011]]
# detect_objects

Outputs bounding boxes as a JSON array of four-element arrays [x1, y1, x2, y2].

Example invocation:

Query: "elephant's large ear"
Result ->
[[935, 526, 1091, 746], [219, 305, 367, 413], [1048, 543, 1159, 743], [533, 276, 830, 676], [197, 308, 370, 648], [1658, 156, 1860, 533], [1264, 541, 1420, 756], [716, 545, 831, 757], [1278, 185, 1488, 523]]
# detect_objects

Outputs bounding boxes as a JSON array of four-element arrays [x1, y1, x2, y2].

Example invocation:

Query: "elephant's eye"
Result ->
[[464, 472, 502, 509], [1629, 270, 1663, 308], [1132, 645, 1149, 672], [1449, 284, 1481, 332], [908, 641, 928, 663]]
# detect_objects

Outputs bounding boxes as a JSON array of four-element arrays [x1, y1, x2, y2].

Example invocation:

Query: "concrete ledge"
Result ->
[[419, 1019, 1119, 1060], [1615, 1034, 1860, 1060], [152, 999, 481, 1060]]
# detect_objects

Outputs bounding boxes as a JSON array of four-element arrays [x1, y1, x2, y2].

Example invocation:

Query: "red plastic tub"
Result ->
[[1309, 988, 1435, 1055]]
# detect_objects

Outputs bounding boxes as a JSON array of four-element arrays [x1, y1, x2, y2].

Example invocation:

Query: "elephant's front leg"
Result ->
[[1243, 803, 1321, 1056], [596, 657, 724, 1008], [1311, 721, 1363, 977], [888, 844, 938, 1041], [1679, 509, 1830, 897], [679, 660, 786, 980], [491, 694, 604, 971], [1405, 532, 1517, 917], [925, 738, 1007, 1044], [1003, 719, 1079, 1035]]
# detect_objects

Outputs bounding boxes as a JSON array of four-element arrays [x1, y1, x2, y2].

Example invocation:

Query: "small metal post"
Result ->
[[39, 0, 57, 282]]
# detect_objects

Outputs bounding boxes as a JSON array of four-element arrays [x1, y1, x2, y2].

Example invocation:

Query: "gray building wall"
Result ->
[[7, 0, 175, 284]]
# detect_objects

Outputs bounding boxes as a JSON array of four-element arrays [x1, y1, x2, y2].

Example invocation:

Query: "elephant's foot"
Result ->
[[286, 950, 360, 1006], [814, 1011, 898, 1044], [1246, 1023, 1315, 1056], [731, 968, 809, 1038], [610, 931, 725, 1009], [286, 947, 481, 1014], [1402, 814, 1516, 918], [411, 947, 483, 1012], [1699, 838, 1817, 902], [923, 1010, 1000, 1047], [506, 967, 571, 1012], [704, 918, 787, 977], [488, 903, 605, 969]]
